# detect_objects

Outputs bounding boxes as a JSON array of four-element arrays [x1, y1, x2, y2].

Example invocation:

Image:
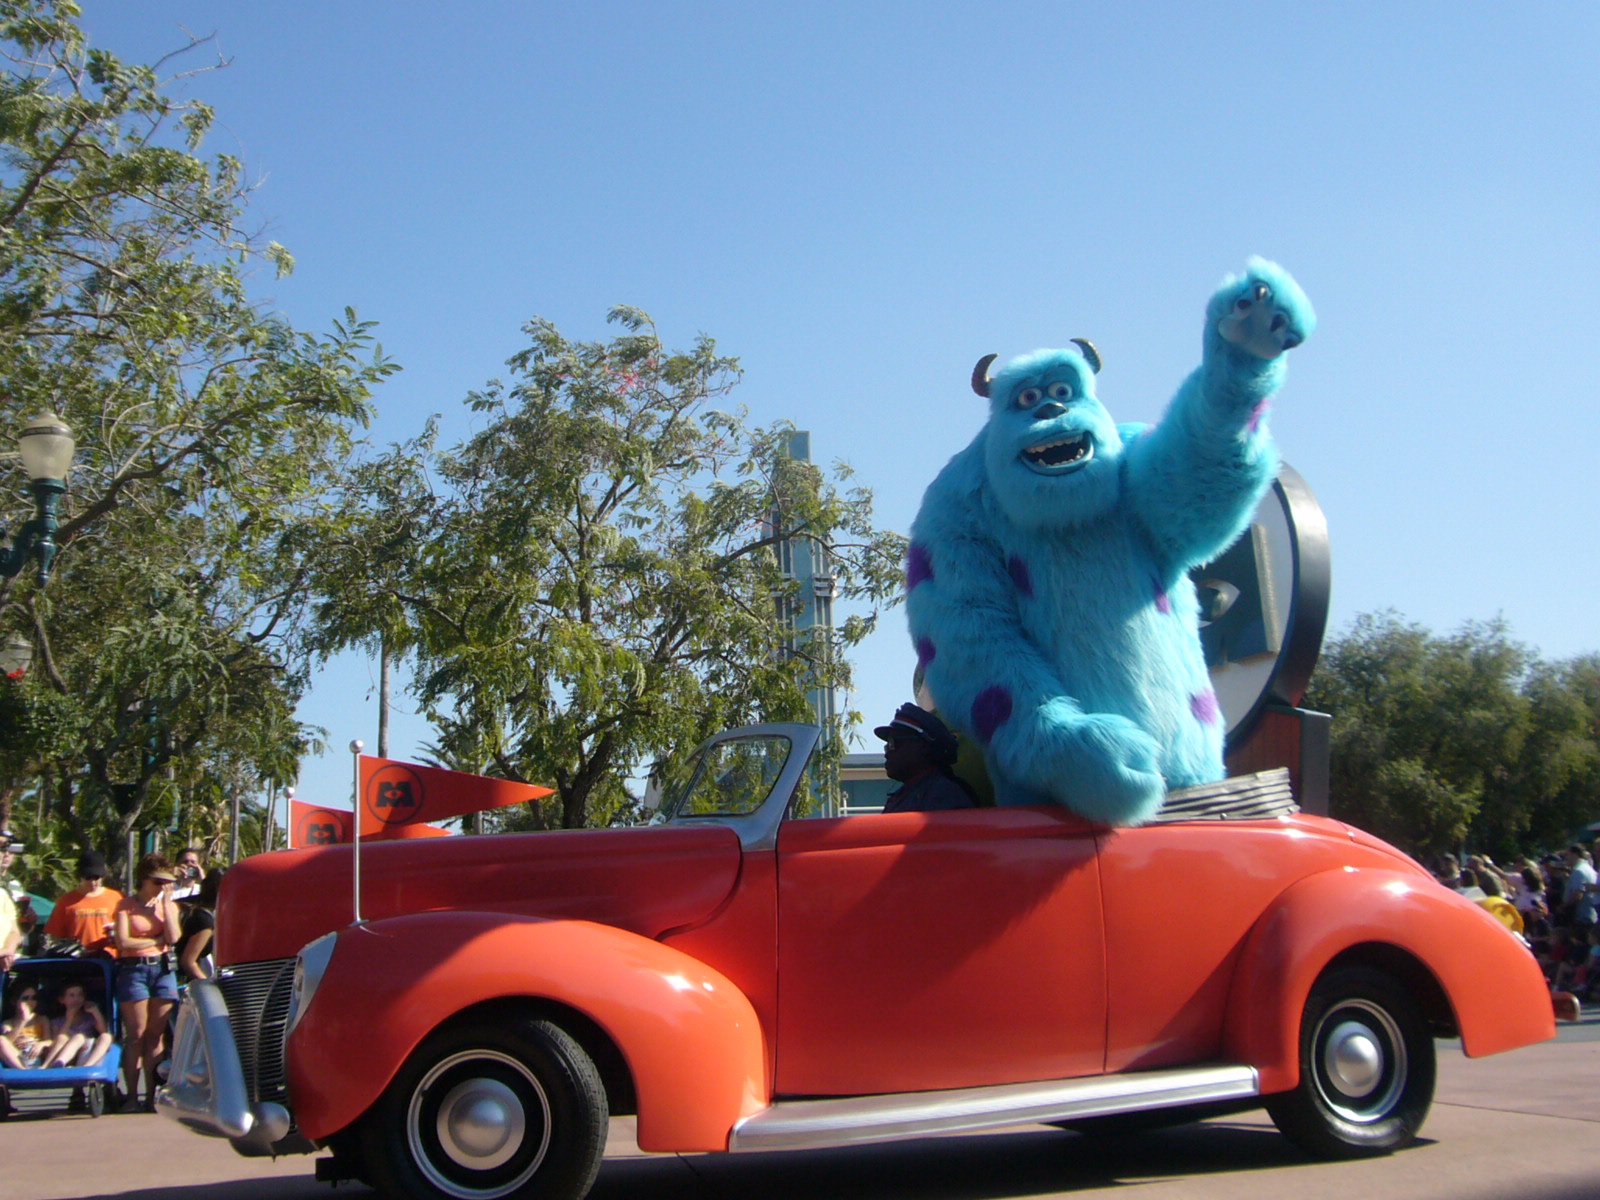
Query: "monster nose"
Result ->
[[1033, 401, 1066, 420]]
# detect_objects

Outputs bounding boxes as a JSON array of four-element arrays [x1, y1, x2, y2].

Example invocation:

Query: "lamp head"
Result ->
[[18, 412, 74, 482]]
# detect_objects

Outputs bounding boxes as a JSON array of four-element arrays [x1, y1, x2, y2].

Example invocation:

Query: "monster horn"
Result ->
[[1071, 338, 1102, 373], [970, 353, 998, 397]]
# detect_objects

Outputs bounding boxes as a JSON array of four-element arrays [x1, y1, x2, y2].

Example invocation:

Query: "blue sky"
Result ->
[[81, 2, 1600, 817]]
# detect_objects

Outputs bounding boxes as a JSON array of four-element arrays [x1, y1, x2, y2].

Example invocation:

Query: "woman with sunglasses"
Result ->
[[113, 854, 183, 1112], [0, 983, 49, 1069]]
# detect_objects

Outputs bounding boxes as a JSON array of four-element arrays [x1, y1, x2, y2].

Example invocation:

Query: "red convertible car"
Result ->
[[159, 722, 1555, 1200]]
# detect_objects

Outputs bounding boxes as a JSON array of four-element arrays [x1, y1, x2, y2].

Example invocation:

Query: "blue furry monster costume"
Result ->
[[905, 259, 1314, 825]]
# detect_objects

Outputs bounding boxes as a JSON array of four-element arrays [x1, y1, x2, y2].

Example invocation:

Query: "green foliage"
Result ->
[[1305, 611, 1600, 858], [308, 308, 905, 828], [0, 1, 396, 871]]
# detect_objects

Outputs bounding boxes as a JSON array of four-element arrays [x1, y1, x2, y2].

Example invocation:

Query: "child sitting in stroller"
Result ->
[[0, 982, 50, 1068]]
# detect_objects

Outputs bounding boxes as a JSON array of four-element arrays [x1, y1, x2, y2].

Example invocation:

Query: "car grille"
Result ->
[[216, 957, 296, 1108]]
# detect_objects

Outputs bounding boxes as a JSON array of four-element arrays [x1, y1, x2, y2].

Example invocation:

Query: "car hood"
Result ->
[[216, 824, 744, 965]]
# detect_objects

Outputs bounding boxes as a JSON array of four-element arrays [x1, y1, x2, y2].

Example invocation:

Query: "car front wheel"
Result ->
[[1266, 965, 1435, 1158], [360, 1016, 608, 1200]]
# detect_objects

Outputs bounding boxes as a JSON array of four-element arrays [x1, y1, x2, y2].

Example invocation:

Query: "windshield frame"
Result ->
[[662, 722, 823, 851]]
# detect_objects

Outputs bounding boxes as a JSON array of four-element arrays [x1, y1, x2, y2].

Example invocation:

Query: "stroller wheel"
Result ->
[[0, 1082, 11, 1120], [87, 1082, 106, 1118]]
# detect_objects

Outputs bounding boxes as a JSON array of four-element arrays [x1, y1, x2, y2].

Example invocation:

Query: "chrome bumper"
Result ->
[[155, 979, 291, 1152]]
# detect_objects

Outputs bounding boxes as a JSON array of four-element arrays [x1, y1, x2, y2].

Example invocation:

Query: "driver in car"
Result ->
[[875, 704, 979, 814]]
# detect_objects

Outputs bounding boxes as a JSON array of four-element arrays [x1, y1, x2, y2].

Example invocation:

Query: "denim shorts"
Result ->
[[116, 956, 179, 1003]]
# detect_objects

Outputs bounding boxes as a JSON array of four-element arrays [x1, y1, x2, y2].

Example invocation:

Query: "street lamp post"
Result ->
[[1, 412, 75, 585]]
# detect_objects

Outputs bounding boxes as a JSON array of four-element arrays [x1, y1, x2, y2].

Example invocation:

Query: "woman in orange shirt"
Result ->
[[113, 854, 182, 1112]]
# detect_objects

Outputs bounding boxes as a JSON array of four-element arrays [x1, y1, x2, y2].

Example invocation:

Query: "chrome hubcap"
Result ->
[[1313, 999, 1406, 1123], [408, 1049, 551, 1199], [1323, 1020, 1383, 1096], [437, 1077, 525, 1169]]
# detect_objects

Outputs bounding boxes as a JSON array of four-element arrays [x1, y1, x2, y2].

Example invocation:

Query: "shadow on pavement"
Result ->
[[63, 1115, 1600, 1200], [592, 1122, 1307, 1200], [78, 1186, 346, 1200]]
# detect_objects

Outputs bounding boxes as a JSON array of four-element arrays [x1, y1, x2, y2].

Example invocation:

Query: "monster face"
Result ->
[[980, 347, 1124, 530]]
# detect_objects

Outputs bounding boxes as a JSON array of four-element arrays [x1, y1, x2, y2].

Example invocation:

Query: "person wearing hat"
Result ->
[[45, 848, 124, 958], [113, 853, 183, 1112], [875, 703, 979, 814], [0, 832, 20, 972]]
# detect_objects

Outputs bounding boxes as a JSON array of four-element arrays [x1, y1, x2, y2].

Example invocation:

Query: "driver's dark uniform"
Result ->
[[882, 770, 978, 814]]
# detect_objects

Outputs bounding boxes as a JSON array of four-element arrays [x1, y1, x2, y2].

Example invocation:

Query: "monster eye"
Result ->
[[1046, 381, 1072, 401], [1016, 387, 1043, 409]]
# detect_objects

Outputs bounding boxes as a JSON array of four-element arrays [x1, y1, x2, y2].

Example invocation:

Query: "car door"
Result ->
[[1094, 818, 1350, 1073], [773, 805, 1106, 1097]]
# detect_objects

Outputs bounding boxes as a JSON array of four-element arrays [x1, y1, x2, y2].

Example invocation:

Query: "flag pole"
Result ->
[[350, 740, 364, 925]]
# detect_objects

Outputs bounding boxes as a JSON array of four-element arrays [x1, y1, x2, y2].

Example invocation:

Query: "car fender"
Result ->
[[286, 911, 767, 1151], [1223, 868, 1554, 1095]]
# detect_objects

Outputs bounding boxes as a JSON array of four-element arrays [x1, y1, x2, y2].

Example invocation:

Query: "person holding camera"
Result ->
[[114, 854, 183, 1112], [170, 846, 206, 901]]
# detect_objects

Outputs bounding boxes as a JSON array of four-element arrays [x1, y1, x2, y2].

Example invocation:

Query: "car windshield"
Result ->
[[659, 733, 795, 820]]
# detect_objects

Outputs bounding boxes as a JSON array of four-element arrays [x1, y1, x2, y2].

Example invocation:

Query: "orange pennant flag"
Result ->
[[357, 757, 553, 838], [292, 800, 352, 847], [291, 799, 452, 846]]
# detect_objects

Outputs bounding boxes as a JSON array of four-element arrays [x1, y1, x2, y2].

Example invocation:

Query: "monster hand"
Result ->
[[1214, 259, 1315, 360], [1018, 702, 1166, 825]]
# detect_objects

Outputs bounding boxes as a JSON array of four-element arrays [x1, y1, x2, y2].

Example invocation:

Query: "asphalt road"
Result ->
[[5, 1013, 1597, 1200]]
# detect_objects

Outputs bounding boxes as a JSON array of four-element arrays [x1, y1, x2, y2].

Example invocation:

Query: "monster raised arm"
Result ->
[[1126, 257, 1315, 573]]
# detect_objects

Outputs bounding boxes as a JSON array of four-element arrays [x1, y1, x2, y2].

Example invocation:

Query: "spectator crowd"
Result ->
[[0, 833, 222, 1115], [1433, 842, 1600, 1014]]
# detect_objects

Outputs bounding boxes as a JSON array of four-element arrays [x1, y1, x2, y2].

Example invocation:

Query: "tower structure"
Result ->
[[770, 430, 838, 733]]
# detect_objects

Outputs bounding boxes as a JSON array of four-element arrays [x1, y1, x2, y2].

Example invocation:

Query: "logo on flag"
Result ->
[[293, 805, 351, 847], [363, 763, 425, 829]]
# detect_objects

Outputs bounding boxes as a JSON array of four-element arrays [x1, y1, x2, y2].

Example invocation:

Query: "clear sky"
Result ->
[[79, 1, 1600, 819]]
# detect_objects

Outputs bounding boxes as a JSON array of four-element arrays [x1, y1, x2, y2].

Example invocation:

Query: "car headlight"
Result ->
[[287, 931, 338, 1036]]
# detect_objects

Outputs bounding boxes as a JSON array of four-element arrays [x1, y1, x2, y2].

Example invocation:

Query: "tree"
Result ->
[[309, 307, 906, 829], [1477, 655, 1600, 858], [1304, 612, 1533, 857], [1303, 611, 1600, 859], [0, 2, 396, 868]]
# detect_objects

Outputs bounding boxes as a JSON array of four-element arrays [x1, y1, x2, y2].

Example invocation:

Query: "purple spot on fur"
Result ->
[[1246, 399, 1270, 434], [915, 636, 936, 670], [1153, 579, 1171, 614], [1190, 688, 1220, 725], [1008, 554, 1033, 597], [906, 542, 933, 591], [971, 685, 1013, 744]]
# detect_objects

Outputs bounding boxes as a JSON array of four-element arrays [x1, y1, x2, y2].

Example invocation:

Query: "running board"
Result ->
[[729, 1063, 1259, 1152]]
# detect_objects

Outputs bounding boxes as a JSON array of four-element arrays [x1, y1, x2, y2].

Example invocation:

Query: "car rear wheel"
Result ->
[[1266, 966, 1434, 1158], [360, 1016, 608, 1200]]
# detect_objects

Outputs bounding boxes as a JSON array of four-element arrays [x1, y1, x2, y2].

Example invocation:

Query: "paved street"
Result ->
[[4, 1014, 1597, 1200]]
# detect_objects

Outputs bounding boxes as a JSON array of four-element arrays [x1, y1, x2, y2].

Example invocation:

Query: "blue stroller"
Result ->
[[0, 956, 123, 1118]]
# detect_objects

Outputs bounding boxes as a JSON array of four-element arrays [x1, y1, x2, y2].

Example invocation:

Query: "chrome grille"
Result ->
[[217, 957, 296, 1107]]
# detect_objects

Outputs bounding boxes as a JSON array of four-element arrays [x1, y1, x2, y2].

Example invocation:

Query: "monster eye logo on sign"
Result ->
[[363, 763, 426, 828], [1194, 523, 1280, 670], [1188, 463, 1330, 741], [292, 806, 349, 847]]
